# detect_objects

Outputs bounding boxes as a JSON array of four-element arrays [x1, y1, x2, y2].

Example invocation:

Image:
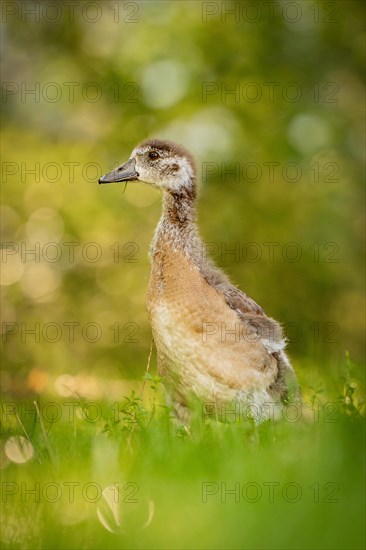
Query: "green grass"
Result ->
[[1, 358, 365, 550]]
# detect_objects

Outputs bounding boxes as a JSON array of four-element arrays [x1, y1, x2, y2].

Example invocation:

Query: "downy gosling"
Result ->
[[99, 139, 299, 423]]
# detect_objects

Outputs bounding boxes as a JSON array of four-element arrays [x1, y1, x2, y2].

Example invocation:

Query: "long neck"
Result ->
[[151, 186, 202, 258], [162, 188, 196, 227]]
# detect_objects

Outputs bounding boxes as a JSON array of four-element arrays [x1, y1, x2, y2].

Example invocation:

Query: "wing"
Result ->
[[215, 281, 286, 349], [200, 259, 265, 315], [200, 259, 285, 350], [214, 282, 265, 316], [199, 261, 298, 402]]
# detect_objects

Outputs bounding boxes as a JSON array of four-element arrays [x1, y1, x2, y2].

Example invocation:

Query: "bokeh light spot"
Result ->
[[141, 60, 189, 109], [20, 263, 62, 300], [287, 113, 331, 155], [4, 436, 34, 464]]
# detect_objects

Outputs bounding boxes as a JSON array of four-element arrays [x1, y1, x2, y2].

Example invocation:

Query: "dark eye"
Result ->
[[148, 151, 159, 160]]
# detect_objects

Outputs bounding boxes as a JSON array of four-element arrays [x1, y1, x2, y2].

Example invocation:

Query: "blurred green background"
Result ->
[[1, 0, 365, 393], [1, 1, 365, 549]]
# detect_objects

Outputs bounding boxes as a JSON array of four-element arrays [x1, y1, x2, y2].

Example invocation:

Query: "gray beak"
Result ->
[[99, 158, 139, 184]]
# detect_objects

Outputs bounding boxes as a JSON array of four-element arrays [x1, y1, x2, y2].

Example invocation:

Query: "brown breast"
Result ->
[[146, 244, 278, 400]]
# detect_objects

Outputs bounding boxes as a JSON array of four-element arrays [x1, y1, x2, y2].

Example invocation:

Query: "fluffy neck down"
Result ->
[[150, 185, 203, 261]]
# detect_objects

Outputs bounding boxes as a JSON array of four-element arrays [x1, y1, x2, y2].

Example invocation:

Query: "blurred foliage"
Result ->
[[1, 1, 365, 395], [0, 372, 365, 549]]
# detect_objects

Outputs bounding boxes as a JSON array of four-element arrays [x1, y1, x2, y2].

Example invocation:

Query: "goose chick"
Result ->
[[99, 139, 299, 424]]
